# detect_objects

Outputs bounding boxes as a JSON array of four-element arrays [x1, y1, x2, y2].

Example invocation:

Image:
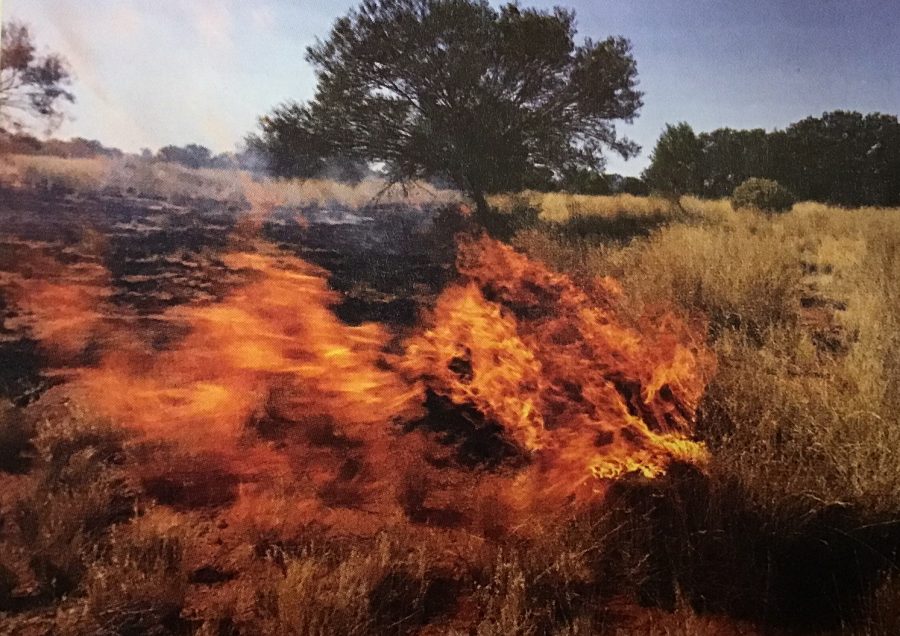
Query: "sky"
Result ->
[[3, 0, 899, 176]]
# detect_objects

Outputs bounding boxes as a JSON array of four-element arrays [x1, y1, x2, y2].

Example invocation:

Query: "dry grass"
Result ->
[[515, 194, 900, 523], [3, 164, 900, 632], [0, 153, 461, 208]]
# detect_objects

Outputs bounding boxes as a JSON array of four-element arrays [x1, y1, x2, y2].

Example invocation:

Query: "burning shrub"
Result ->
[[731, 178, 795, 213], [402, 235, 713, 511]]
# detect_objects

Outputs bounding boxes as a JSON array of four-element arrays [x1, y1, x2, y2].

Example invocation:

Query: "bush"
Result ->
[[731, 178, 795, 213], [14, 406, 134, 597]]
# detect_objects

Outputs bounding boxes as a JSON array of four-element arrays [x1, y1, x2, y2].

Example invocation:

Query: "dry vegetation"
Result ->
[[0, 153, 461, 208], [494, 191, 900, 631], [510, 192, 900, 520], [1, 162, 900, 634]]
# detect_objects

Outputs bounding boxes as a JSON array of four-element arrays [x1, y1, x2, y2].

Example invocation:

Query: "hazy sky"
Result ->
[[4, 1, 899, 175]]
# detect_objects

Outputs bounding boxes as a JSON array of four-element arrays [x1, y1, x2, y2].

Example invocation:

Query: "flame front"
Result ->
[[3, 202, 714, 533], [401, 235, 713, 508]]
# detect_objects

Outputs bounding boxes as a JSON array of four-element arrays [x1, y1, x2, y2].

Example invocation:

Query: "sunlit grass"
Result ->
[[0, 154, 461, 208]]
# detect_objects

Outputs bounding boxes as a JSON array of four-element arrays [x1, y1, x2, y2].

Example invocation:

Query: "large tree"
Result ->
[[252, 0, 643, 216], [0, 21, 74, 132]]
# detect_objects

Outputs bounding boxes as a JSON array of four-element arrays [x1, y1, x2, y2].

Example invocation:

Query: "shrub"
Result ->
[[84, 516, 188, 635], [14, 406, 134, 596], [731, 178, 795, 213]]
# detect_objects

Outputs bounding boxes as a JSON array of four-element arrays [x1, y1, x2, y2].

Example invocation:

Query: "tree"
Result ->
[[156, 144, 214, 169], [646, 111, 900, 207], [560, 167, 610, 195], [617, 175, 649, 196], [252, 0, 643, 218], [777, 111, 900, 206], [0, 21, 74, 132], [698, 127, 770, 198], [642, 122, 703, 206]]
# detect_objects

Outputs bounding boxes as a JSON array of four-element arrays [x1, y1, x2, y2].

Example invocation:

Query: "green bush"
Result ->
[[732, 178, 795, 213]]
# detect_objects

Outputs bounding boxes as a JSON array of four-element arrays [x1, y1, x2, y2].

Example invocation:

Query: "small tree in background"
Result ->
[[731, 177, 794, 214], [156, 144, 214, 169], [0, 21, 74, 132], [251, 0, 644, 220], [642, 122, 703, 209]]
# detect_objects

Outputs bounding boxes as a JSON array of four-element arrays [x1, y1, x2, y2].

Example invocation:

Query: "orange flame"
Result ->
[[400, 235, 713, 507], [4, 200, 714, 534], [1, 233, 111, 363], [74, 244, 423, 472]]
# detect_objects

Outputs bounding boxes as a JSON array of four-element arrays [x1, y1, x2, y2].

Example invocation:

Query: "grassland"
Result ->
[[0, 153, 461, 208], [1, 157, 900, 634]]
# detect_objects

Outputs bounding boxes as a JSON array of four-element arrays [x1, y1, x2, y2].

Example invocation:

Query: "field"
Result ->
[[1, 154, 900, 635]]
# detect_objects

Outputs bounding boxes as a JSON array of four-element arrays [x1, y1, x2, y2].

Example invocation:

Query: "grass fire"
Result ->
[[2, 1, 900, 634]]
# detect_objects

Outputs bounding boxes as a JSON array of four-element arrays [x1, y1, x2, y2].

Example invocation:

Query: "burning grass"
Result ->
[[3, 163, 900, 633], [0, 169, 724, 633]]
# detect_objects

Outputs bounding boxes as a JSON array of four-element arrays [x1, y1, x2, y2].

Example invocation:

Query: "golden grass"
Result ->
[[3, 166, 900, 632], [489, 190, 735, 225], [515, 193, 900, 522], [0, 153, 462, 208]]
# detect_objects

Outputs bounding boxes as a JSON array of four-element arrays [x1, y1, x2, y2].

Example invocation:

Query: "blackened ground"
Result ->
[[0, 187, 459, 404]]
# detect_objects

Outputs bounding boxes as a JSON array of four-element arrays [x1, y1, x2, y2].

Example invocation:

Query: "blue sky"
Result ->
[[4, 0, 899, 175]]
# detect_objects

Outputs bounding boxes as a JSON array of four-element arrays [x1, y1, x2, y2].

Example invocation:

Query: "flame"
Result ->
[[1, 233, 112, 362], [400, 235, 713, 507], [3, 198, 714, 533], [73, 244, 423, 477]]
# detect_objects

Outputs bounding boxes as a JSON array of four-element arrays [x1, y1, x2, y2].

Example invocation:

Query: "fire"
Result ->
[[74, 244, 423, 477], [401, 235, 712, 507], [3, 198, 714, 532], [1, 234, 111, 363]]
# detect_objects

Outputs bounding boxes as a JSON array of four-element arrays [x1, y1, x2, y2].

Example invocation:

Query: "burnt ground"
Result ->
[[0, 186, 460, 404]]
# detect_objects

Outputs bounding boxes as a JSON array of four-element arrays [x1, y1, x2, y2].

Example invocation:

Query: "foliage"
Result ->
[[251, 0, 643, 214], [644, 111, 900, 206], [0, 129, 123, 158], [0, 21, 74, 132], [558, 167, 611, 195], [156, 143, 215, 169], [731, 177, 794, 213], [616, 174, 650, 196], [642, 123, 704, 200]]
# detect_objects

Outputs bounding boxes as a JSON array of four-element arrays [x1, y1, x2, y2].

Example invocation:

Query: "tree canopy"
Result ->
[[0, 21, 75, 132], [251, 0, 643, 213], [643, 112, 900, 207], [642, 122, 703, 201]]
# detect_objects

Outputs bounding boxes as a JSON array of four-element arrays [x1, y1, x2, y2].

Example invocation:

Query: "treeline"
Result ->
[[0, 130, 266, 172], [152, 143, 263, 171], [644, 111, 900, 206], [0, 131, 124, 159]]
